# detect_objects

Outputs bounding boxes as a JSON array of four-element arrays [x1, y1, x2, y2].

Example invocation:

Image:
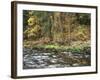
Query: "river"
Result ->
[[23, 48, 90, 69]]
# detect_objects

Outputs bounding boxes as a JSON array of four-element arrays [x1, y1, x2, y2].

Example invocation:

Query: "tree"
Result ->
[[24, 15, 41, 40]]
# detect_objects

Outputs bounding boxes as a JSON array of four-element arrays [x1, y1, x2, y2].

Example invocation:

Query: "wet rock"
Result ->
[[62, 52, 73, 57], [52, 55, 56, 58], [85, 55, 90, 58], [50, 59, 58, 63], [23, 48, 91, 69], [72, 63, 79, 66], [48, 65, 56, 68], [42, 53, 51, 56]]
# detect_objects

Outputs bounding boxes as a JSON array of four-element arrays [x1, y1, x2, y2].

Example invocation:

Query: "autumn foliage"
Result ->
[[23, 10, 91, 48]]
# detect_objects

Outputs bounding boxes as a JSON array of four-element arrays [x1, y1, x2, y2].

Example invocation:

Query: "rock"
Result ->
[[48, 65, 56, 68], [42, 53, 51, 56], [72, 63, 79, 66], [85, 55, 90, 58], [50, 59, 58, 63], [23, 48, 90, 69], [62, 52, 73, 56], [52, 55, 56, 58], [65, 65, 71, 67], [41, 56, 49, 59]]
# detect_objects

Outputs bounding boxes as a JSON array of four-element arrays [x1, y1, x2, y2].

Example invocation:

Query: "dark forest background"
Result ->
[[23, 10, 91, 54], [23, 10, 91, 68]]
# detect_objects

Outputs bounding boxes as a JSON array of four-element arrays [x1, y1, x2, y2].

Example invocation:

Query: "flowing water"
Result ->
[[23, 48, 90, 69]]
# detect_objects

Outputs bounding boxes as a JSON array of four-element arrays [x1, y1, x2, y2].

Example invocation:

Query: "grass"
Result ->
[[24, 40, 90, 54]]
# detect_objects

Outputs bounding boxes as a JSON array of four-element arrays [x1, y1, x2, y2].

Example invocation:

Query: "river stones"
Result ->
[[23, 48, 91, 69]]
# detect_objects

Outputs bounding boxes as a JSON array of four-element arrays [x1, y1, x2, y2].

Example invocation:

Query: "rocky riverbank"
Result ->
[[23, 48, 91, 69]]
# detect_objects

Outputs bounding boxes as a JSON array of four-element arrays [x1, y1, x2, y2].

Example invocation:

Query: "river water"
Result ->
[[23, 48, 90, 69]]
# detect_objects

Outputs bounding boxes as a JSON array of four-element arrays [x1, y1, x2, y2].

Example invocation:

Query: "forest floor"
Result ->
[[23, 40, 91, 69]]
